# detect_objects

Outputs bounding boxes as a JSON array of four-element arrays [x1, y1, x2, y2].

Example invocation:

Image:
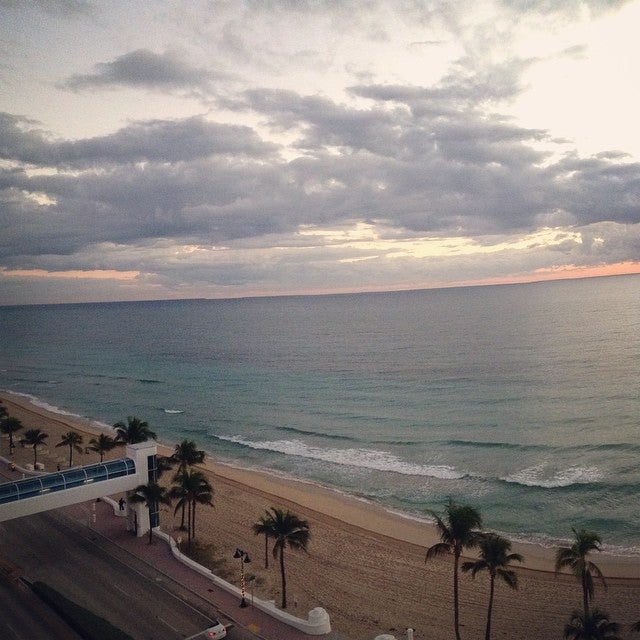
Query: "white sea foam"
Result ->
[[503, 464, 603, 488], [216, 435, 463, 479], [163, 409, 184, 414]]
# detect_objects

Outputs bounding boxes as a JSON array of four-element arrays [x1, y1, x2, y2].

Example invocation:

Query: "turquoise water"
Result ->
[[1, 275, 638, 552]]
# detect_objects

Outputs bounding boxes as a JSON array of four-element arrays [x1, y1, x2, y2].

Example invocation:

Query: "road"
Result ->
[[0, 510, 244, 639]]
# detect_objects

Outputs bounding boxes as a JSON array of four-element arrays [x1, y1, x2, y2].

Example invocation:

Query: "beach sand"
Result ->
[[1, 390, 639, 639]]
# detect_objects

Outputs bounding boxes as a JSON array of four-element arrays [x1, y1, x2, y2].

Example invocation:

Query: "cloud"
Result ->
[[0, 112, 277, 167], [60, 49, 225, 93], [1, 0, 639, 303]]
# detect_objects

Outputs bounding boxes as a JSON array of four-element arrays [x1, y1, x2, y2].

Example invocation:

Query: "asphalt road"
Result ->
[[0, 510, 242, 639], [0, 571, 84, 640]]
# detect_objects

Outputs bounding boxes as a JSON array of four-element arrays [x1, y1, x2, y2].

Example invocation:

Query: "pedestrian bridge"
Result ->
[[0, 442, 157, 530]]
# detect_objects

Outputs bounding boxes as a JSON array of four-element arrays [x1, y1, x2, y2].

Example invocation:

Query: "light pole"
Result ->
[[233, 548, 251, 607]]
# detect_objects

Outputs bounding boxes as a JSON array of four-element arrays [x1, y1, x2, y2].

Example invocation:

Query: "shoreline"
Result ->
[[2, 389, 640, 639], [1, 389, 639, 577]]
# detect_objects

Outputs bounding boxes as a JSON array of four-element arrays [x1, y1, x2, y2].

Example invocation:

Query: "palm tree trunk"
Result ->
[[485, 575, 495, 640], [33, 445, 38, 466], [582, 570, 590, 617], [279, 546, 287, 609], [264, 533, 269, 569], [180, 502, 187, 530], [68, 446, 72, 467], [453, 552, 461, 640], [187, 500, 193, 549], [191, 500, 196, 540]]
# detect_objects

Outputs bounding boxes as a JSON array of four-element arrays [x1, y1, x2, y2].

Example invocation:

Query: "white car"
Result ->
[[184, 621, 227, 639]]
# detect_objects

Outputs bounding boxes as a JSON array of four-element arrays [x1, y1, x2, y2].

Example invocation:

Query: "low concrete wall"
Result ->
[[142, 525, 332, 635]]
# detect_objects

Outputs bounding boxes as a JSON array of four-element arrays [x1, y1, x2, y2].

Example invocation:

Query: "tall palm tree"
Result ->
[[425, 499, 483, 640], [260, 507, 310, 609], [20, 428, 48, 466], [555, 528, 606, 617], [563, 609, 622, 640], [170, 469, 213, 548], [87, 433, 117, 462], [170, 439, 206, 529], [113, 416, 157, 444], [128, 481, 171, 544], [252, 513, 273, 569], [462, 533, 523, 640], [1, 416, 23, 454], [56, 430, 84, 467], [170, 439, 206, 470]]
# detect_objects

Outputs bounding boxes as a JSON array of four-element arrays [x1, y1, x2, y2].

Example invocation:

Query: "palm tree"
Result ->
[[632, 620, 640, 633], [555, 528, 606, 617], [170, 439, 206, 529], [170, 439, 206, 470], [128, 482, 171, 544], [1, 416, 23, 454], [252, 513, 273, 569], [56, 430, 84, 467], [260, 507, 310, 609], [113, 416, 157, 444], [563, 609, 622, 640], [462, 533, 523, 640], [425, 499, 483, 640], [87, 433, 117, 462], [170, 469, 213, 548], [20, 428, 48, 466]]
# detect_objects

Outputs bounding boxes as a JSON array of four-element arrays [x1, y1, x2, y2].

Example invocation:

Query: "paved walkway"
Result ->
[[63, 498, 349, 640]]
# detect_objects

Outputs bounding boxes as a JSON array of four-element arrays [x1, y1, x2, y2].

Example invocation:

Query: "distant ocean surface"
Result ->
[[1, 276, 639, 553]]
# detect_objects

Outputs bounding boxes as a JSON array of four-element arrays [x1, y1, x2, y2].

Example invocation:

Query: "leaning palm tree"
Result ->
[[170, 469, 213, 547], [252, 513, 274, 569], [555, 528, 606, 617], [128, 481, 171, 544], [1, 416, 23, 454], [87, 433, 117, 462], [56, 430, 84, 467], [462, 533, 523, 640], [169, 439, 206, 529], [261, 507, 310, 609], [113, 416, 157, 444], [426, 499, 483, 640], [563, 609, 622, 640], [20, 428, 48, 466]]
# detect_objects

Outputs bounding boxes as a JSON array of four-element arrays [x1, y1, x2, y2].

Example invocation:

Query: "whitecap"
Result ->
[[503, 464, 603, 488], [215, 435, 463, 479]]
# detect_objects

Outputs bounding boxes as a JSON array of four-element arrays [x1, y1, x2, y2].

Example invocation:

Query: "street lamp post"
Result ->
[[233, 548, 251, 607]]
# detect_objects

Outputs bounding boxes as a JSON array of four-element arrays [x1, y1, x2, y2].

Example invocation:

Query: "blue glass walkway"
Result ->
[[0, 458, 136, 505]]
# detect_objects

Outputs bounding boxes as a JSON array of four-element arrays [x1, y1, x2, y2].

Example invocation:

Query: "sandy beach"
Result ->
[[1, 390, 639, 639]]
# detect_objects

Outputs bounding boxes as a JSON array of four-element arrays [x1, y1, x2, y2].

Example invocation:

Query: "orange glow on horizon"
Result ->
[[451, 261, 640, 289], [0, 268, 140, 281]]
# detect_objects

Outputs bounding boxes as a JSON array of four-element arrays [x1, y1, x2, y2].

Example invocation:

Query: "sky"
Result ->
[[1, 0, 639, 305]]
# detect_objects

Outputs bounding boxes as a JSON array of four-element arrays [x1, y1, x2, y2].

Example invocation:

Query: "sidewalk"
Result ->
[[63, 498, 349, 640]]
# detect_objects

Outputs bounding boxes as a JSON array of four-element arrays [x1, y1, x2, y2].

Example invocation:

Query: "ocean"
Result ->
[[1, 275, 638, 553]]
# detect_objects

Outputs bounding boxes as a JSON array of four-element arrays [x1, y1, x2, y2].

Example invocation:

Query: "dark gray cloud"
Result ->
[[61, 49, 223, 92], [2, 81, 639, 274], [0, 113, 276, 167]]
